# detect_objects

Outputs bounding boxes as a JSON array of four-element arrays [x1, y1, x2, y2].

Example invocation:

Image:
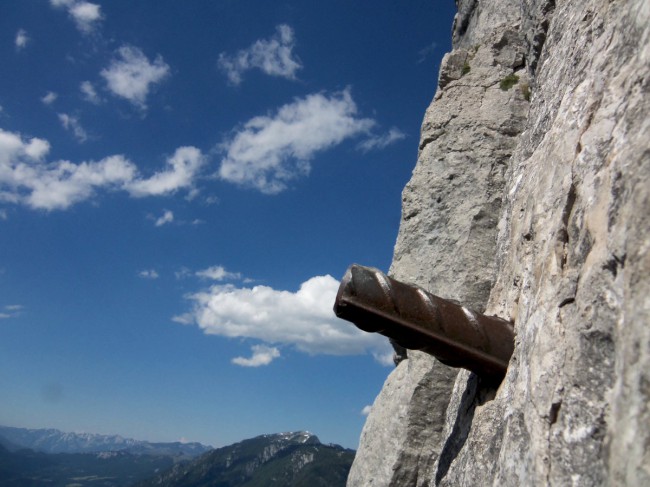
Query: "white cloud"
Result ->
[[80, 81, 101, 104], [418, 41, 438, 64], [232, 344, 281, 367], [41, 92, 58, 105], [204, 195, 219, 205], [218, 24, 301, 85], [1, 304, 24, 319], [361, 405, 372, 416], [58, 113, 88, 142], [175, 274, 392, 361], [0, 209, 6, 220], [27, 155, 135, 210], [195, 265, 241, 281], [358, 127, 407, 152], [0, 128, 200, 211], [175, 267, 192, 280], [138, 269, 159, 279], [0, 131, 50, 163], [154, 209, 174, 226], [374, 351, 395, 367], [101, 46, 170, 109], [0, 128, 136, 210], [219, 88, 375, 193], [51, 0, 102, 34], [185, 187, 200, 201], [172, 313, 192, 325], [127, 147, 204, 197], [69, 2, 102, 33], [15, 29, 29, 50]]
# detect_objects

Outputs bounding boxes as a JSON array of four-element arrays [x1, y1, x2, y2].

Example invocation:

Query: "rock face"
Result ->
[[348, 0, 649, 485]]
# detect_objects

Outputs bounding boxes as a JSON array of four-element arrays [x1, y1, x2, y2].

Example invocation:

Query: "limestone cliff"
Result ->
[[348, 1, 649, 485]]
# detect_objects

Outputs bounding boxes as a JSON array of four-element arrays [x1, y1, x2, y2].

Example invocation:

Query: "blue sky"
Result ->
[[0, 1, 455, 449]]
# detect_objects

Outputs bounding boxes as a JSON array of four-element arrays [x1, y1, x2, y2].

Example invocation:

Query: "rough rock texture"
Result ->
[[348, 1, 529, 485], [348, 0, 649, 485]]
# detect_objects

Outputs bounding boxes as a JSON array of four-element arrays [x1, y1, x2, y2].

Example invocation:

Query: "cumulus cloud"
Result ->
[[0, 131, 50, 161], [195, 265, 241, 281], [101, 46, 170, 109], [358, 127, 406, 152], [27, 156, 135, 210], [361, 405, 372, 416], [58, 113, 88, 142], [138, 269, 159, 279], [69, 1, 102, 32], [0, 127, 106, 210], [126, 147, 204, 197], [174, 275, 392, 362], [80, 81, 101, 104], [41, 92, 58, 105], [219, 88, 375, 193], [51, 0, 103, 34], [232, 344, 281, 367], [218, 24, 301, 85], [0, 128, 202, 211], [15, 29, 29, 50], [154, 209, 174, 226]]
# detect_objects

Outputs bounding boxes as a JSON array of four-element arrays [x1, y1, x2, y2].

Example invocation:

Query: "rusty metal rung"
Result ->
[[333, 264, 515, 382]]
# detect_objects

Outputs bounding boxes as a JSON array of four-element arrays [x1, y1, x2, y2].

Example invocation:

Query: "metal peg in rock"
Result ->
[[333, 264, 515, 382]]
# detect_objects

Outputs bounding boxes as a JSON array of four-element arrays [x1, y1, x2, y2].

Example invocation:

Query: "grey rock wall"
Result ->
[[348, 0, 649, 485]]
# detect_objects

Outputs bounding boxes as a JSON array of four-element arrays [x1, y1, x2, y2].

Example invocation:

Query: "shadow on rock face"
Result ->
[[435, 373, 497, 485]]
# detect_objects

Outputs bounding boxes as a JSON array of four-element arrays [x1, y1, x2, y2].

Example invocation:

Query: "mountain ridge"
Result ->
[[135, 431, 354, 487], [0, 427, 354, 486], [0, 425, 211, 458]]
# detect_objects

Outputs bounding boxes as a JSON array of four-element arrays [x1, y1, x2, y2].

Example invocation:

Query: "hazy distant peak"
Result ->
[[0, 425, 211, 457]]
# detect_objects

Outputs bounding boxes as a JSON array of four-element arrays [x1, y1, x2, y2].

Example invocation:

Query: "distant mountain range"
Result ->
[[134, 431, 355, 486], [0, 427, 354, 486], [0, 425, 211, 458]]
